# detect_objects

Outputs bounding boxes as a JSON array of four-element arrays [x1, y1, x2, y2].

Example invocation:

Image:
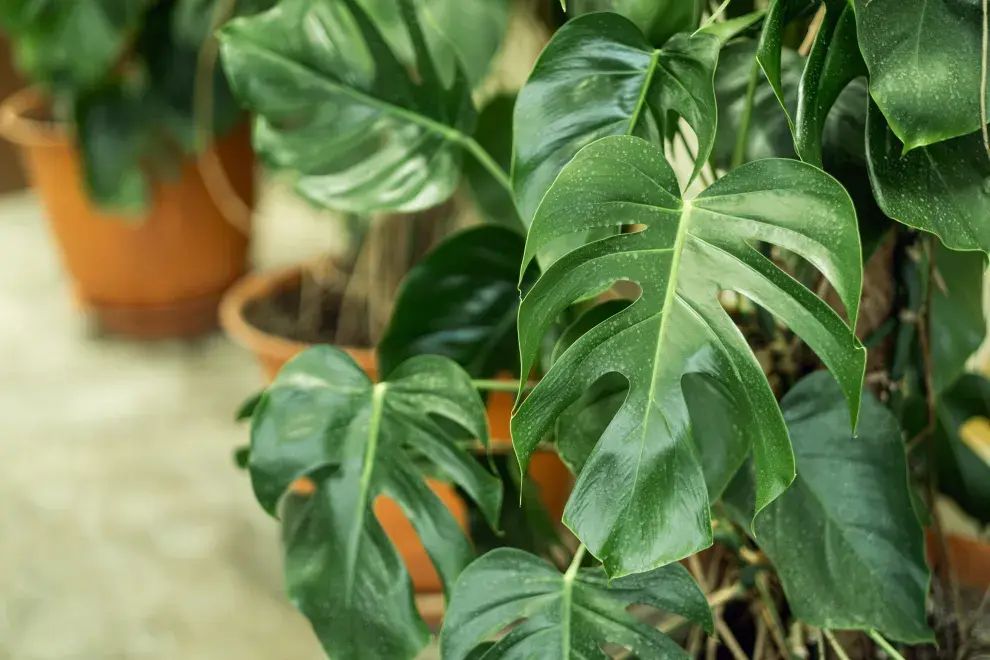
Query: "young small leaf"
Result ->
[[440, 548, 712, 659], [513, 135, 865, 575], [755, 371, 932, 644]]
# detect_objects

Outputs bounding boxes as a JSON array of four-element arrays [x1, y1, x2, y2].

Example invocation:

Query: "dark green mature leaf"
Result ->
[[282, 482, 429, 660], [931, 243, 986, 394], [566, 0, 705, 47], [755, 371, 932, 643], [866, 101, 990, 254], [512, 12, 719, 234], [463, 95, 521, 227], [792, 0, 865, 166], [378, 225, 524, 379], [513, 136, 865, 575], [553, 300, 632, 475], [854, 0, 988, 150], [360, 0, 509, 88], [440, 548, 712, 659], [0, 0, 149, 89], [73, 85, 152, 214], [934, 374, 990, 525], [219, 0, 476, 213], [713, 40, 802, 169], [250, 347, 502, 658]]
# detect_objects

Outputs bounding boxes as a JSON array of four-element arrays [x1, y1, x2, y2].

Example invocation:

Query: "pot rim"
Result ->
[[0, 87, 68, 148], [219, 263, 375, 361]]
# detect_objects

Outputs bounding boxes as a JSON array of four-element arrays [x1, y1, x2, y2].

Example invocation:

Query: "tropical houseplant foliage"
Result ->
[[0, 0, 272, 211], [221, 0, 990, 657]]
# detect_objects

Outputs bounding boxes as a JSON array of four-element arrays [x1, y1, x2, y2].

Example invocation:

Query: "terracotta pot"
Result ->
[[221, 265, 574, 592], [926, 530, 990, 589], [0, 88, 252, 338]]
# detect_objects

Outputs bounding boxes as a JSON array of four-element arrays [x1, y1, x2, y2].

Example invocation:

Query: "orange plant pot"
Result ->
[[221, 265, 574, 593], [926, 530, 990, 590], [0, 88, 253, 339]]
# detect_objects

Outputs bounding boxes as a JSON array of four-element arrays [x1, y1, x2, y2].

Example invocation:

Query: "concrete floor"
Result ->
[[0, 189, 340, 659]]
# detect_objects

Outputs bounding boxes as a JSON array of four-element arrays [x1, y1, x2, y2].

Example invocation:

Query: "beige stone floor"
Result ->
[[0, 188, 343, 659]]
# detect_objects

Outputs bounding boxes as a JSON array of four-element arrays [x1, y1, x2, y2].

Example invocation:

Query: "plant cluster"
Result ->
[[222, 0, 990, 658], [0, 0, 274, 211]]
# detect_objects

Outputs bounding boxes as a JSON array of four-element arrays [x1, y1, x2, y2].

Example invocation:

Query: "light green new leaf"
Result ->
[[512, 12, 719, 233], [219, 0, 476, 213], [250, 347, 502, 658], [854, 0, 989, 150], [934, 374, 990, 525], [513, 136, 866, 576], [440, 548, 712, 660], [755, 371, 932, 643], [866, 101, 990, 254], [566, 0, 705, 47], [378, 225, 524, 379], [931, 243, 986, 394]]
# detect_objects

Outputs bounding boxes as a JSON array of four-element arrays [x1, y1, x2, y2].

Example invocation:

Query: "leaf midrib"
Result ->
[[344, 382, 388, 603], [227, 36, 469, 146], [629, 203, 691, 524]]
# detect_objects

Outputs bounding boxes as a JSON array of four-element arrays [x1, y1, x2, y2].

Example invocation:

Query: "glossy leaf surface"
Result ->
[[792, 0, 865, 166], [512, 12, 719, 231], [566, 0, 704, 47], [250, 347, 501, 658], [378, 225, 524, 379], [513, 136, 865, 575], [282, 481, 430, 660], [934, 374, 990, 525], [866, 101, 990, 254], [755, 371, 932, 643], [854, 0, 989, 150], [440, 548, 711, 660], [219, 0, 476, 213], [754, 0, 816, 134]]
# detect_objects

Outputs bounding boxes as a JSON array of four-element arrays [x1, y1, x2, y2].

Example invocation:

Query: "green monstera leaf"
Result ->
[[250, 347, 502, 658], [854, 0, 989, 150], [439, 547, 712, 660], [566, 0, 705, 47], [219, 0, 477, 213], [378, 225, 524, 379], [512, 135, 865, 576], [511, 12, 719, 234], [755, 371, 932, 643], [866, 101, 990, 254]]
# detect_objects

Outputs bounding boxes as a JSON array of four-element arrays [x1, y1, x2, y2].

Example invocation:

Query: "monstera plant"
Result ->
[[222, 0, 990, 657]]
